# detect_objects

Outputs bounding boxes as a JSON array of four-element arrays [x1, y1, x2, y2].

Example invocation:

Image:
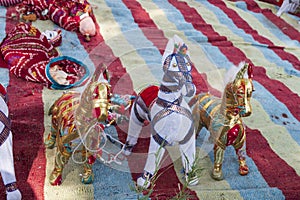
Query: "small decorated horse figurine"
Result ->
[[0, 84, 22, 200], [124, 35, 199, 188], [191, 62, 254, 180], [44, 67, 116, 186]]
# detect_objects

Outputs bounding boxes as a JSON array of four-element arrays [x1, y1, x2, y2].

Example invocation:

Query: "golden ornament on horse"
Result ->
[[191, 62, 254, 180]]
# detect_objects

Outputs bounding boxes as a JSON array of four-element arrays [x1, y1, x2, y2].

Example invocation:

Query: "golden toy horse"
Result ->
[[44, 67, 112, 186], [191, 62, 254, 180]]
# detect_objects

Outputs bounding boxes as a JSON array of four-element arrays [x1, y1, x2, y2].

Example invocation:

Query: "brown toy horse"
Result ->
[[191, 62, 254, 180], [44, 67, 112, 186]]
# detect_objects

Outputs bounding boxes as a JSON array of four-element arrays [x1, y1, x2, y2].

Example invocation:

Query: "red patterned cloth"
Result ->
[[0, 23, 89, 89], [1, 23, 58, 86], [48, 0, 92, 32], [0, 0, 22, 7], [19, 0, 95, 32], [19, 0, 49, 20]]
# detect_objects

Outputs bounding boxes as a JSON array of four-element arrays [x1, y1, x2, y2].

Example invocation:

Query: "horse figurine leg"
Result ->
[[44, 97, 64, 149], [212, 146, 249, 180], [235, 139, 249, 176], [212, 144, 225, 180], [229, 124, 249, 176], [49, 148, 71, 186], [212, 123, 248, 180], [81, 147, 95, 184], [44, 126, 57, 149], [49, 127, 95, 186], [123, 85, 159, 156], [0, 134, 22, 200], [236, 149, 249, 176]]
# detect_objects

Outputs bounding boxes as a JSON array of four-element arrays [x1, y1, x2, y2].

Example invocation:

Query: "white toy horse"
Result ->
[[0, 84, 22, 200], [124, 35, 198, 188]]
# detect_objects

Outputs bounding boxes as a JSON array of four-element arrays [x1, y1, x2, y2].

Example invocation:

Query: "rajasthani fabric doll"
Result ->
[[0, 22, 89, 89], [18, 0, 96, 41], [0, 84, 22, 200]]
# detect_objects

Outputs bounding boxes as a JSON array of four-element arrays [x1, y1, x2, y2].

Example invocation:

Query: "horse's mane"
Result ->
[[223, 61, 249, 86]]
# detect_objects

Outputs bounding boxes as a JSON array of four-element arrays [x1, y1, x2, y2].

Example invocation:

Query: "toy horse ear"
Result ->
[[90, 63, 106, 82], [102, 65, 110, 83], [233, 62, 248, 84]]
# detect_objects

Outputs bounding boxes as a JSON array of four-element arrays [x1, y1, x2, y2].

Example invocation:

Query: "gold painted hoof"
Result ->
[[211, 164, 224, 181], [239, 159, 249, 176]]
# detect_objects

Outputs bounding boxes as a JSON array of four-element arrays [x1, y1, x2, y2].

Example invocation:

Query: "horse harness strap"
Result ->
[[0, 110, 11, 147], [134, 96, 152, 123], [151, 103, 194, 147], [156, 96, 183, 108], [134, 102, 145, 124], [160, 84, 180, 93]]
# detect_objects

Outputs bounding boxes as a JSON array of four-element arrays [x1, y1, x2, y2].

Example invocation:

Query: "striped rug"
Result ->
[[0, 0, 300, 199]]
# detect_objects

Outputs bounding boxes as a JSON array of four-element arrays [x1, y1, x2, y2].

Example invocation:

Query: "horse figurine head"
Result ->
[[222, 62, 254, 118], [45, 65, 113, 186], [76, 66, 111, 124], [159, 36, 195, 102]]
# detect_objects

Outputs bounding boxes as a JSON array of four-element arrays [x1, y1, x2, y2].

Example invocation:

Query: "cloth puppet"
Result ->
[[17, 0, 96, 41], [0, 84, 22, 200], [0, 22, 89, 89]]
